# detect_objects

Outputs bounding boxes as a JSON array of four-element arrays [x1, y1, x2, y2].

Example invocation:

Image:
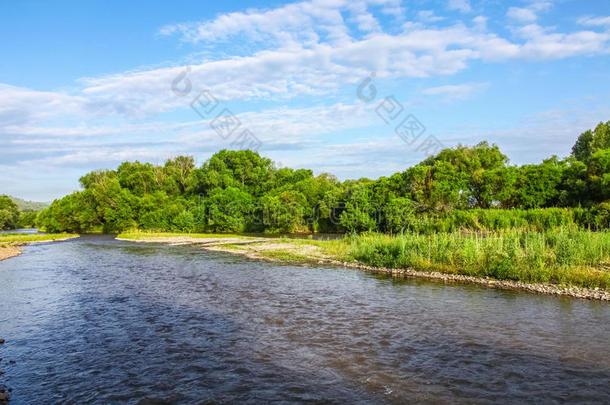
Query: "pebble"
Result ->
[[0, 340, 4, 345], [336, 261, 610, 301]]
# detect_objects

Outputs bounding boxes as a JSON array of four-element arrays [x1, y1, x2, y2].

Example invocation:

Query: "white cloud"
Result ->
[[418, 10, 445, 23], [506, 1, 552, 23], [460, 105, 610, 164], [1, 12, 607, 125], [507, 7, 537, 23], [0, 0, 607, 132], [275, 136, 428, 180], [448, 0, 471, 13], [472, 16, 487, 30], [0, 84, 89, 127], [2, 101, 377, 165], [578, 16, 610, 27], [4, 0, 610, 201], [78, 22, 610, 117], [516, 24, 610, 59], [159, 0, 404, 48], [422, 82, 488, 101]]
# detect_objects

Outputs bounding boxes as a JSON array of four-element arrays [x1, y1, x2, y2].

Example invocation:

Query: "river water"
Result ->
[[0, 235, 608, 404]]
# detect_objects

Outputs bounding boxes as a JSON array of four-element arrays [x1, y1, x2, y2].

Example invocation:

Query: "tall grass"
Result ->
[[401, 206, 609, 234], [404, 208, 581, 234], [347, 228, 610, 288]]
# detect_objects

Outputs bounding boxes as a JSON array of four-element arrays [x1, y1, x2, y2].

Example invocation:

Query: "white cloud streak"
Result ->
[[448, 0, 471, 13], [506, 1, 551, 23], [422, 82, 488, 101], [578, 16, 610, 27]]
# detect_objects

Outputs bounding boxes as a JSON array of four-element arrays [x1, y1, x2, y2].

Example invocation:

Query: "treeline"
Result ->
[[0, 196, 40, 230], [37, 121, 610, 234]]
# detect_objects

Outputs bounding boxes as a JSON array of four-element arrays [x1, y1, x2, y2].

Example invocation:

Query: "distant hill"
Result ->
[[9, 196, 49, 212]]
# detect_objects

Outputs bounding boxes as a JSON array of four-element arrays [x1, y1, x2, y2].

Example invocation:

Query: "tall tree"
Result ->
[[0, 195, 20, 230]]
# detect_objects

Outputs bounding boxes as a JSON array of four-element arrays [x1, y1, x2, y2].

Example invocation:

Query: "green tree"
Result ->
[[205, 187, 254, 232], [385, 197, 415, 233], [474, 166, 517, 208], [260, 190, 308, 233], [572, 129, 594, 162], [0, 195, 19, 230], [340, 185, 377, 233], [18, 211, 39, 228], [512, 157, 563, 208], [164, 156, 195, 195], [188, 149, 274, 196], [591, 121, 610, 152], [117, 161, 156, 196], [572, 121, 610, 162], [558, 158, 590, 206], [588, 148, 610, 201]]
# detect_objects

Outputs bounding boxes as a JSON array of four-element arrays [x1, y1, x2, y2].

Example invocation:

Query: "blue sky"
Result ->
[[2, 0, 610, 201]]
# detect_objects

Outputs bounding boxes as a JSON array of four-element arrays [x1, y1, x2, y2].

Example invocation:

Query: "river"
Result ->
[[0, 235, 608, 404]]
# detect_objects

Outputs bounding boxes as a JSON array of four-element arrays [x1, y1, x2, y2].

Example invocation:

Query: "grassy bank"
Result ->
[[0, 233, 79, 244], [345, 230, 610, 289], [0, 233, 79, 261], [0, 243, 23, 261], [117, 229, 610, 292]]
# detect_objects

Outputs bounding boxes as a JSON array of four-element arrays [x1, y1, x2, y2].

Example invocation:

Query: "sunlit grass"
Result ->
[[217, 243, 247, 250], [276, 237, 347, 258], [345, 229, 610, 289], [0, 233, 79, 243], [260, 250, 313, 262]]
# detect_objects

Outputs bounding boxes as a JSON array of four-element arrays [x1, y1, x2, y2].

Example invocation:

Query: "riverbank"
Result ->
[[117, 231, 610, 301], [0, 244, 22, 261], [0, 233, 80, 262]]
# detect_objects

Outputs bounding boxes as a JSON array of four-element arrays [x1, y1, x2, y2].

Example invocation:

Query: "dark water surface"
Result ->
[[0, 235, 609, 404]]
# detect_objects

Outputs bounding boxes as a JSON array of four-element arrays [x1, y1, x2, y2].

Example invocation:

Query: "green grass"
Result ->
[[117, 230, 256, 240], [0, 233, 79, 243], [217, 243, 248, 250], [260, 250, 313, 262], [275, 237, 351, 259], [345, 229, 610, 289]]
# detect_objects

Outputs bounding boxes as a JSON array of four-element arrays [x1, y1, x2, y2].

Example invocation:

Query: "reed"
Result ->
[[346, 228, 610, 288]]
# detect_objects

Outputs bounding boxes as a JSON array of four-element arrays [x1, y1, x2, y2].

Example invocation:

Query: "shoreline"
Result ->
[[0, 235, 80, 262], [117, 235, 610, 302], [0, 244, 23, 261]]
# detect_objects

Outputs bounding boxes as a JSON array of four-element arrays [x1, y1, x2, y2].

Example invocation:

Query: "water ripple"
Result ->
[[0, 235, 608, 404]]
